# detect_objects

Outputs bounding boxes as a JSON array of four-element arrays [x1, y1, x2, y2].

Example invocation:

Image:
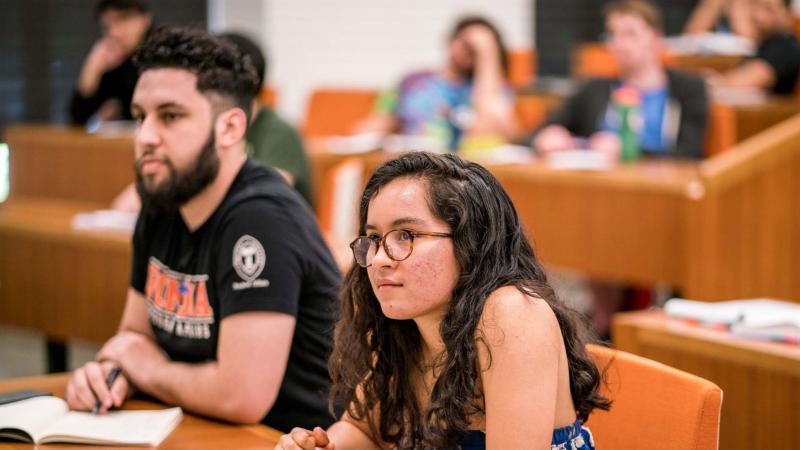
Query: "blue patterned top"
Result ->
[[459, 419, 595, 450]]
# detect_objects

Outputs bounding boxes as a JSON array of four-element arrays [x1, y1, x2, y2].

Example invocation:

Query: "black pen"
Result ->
[[92, 366, 122, 414]]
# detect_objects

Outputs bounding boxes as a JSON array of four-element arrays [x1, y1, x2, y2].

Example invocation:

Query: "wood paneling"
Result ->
[[685, 113, 800, 301], [613, 310, 800, 450]]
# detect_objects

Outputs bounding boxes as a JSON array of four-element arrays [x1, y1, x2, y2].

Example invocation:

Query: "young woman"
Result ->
[[276, 152, 609, 450]]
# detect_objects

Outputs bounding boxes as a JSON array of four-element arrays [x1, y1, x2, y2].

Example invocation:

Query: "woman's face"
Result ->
[[364, 177, 460, 321]]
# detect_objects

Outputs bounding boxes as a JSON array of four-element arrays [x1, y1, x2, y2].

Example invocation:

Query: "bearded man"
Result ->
[[65, 26, 339, 433]]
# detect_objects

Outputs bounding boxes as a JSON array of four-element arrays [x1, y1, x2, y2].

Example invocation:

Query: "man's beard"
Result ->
[[134, 132, 220, 214]]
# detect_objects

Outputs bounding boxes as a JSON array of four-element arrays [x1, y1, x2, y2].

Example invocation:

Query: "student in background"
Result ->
[[70, 0, 152, 124], [219, 32, 312, 205], [683, 0, 758, 41], [276, 152, 609, 450], [66, 26, 339, 432], [707, 0, 800, 95], [528, 0, 708, 161], [353, 16, 517, 151]]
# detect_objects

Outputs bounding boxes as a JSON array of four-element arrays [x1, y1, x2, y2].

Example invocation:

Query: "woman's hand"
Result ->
[[275, 426, 335, 450]]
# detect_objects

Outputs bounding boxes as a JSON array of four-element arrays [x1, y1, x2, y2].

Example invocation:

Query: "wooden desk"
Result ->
[[4, 125, 134, 204], [613, 310, 800, 450], [0, 197, 131, 344], [308, 112, 800, 302], [0, 374, 281, 449], [1, 120, 798, 355]]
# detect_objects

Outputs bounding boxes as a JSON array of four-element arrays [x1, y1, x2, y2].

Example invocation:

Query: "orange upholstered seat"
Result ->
[[302, 89, 379, 138], [586, 344, 722, 450]]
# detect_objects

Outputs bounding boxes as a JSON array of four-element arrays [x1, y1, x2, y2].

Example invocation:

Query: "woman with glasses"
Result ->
[[276, 152, 608, 450]]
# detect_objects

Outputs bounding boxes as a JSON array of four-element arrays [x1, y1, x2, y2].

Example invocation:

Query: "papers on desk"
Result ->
[[664, 298, 800, 344], [325, 132, 384, 154], [462, 144, 535, 164], [663, 32, 754, 56], [382, 134, 446, 154], [325, 133, 448, 154], [710, 86, 769, 106], [85, 120, 137, 138], [544, 150, 613, 171], [72, 210, 138, 232]]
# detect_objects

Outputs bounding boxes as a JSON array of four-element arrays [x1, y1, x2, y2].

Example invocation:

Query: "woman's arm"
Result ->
[[478, 287, 564, 450]]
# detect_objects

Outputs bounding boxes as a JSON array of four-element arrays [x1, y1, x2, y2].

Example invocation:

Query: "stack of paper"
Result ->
[[664, 298, 800, 344]]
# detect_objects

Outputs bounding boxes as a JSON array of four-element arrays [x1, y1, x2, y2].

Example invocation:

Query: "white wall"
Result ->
[[209, 0, 534, 123]]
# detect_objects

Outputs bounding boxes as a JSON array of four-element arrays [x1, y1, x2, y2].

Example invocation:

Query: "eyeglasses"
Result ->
[[349, 229, 452, 268]]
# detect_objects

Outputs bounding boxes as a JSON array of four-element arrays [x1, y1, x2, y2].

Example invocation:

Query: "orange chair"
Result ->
[[514, 95, 553, 135], [302, 89, 379, 138], [259, 86, 277, 108], [586, 344, 722, 450], [572, 43, 677, 78], [507, 48, 537, 89]]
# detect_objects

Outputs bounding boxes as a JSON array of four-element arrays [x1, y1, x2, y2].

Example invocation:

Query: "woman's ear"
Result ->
[[214, 107, 248, 149]]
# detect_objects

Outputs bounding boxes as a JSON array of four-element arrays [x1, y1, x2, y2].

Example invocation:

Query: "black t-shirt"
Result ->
[[130, 158, 340, 432], [755, 33, 800, 95], [69, 56, 138, 125]]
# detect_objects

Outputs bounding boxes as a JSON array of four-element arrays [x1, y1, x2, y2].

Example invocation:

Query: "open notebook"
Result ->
[[0, 396, 182, 446]]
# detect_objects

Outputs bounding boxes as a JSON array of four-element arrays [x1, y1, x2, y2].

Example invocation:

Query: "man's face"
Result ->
[[99, 9, 151, 55], [605, 12, 660, 73], [131, 68, 220, 212]]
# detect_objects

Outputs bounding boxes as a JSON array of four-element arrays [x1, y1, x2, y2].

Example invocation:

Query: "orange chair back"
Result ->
[[302, 89, 379, 138], [572, 43, 676, 78], [514, 95, 553, 133], [507, 48, 536, 89], [259, 86, 277, 108], [586, 344, 722, 450]]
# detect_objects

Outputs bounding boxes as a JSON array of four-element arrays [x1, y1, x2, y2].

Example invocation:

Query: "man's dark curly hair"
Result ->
[[133, 25, 261, 120]]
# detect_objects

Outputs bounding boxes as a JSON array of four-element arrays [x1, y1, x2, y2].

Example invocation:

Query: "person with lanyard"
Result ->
[[275, 152, 609, 450], [528, 0, 709, 161], [65, 26, 340, 433], [69, 0, 152, 125], [353, 16, 518, 151]]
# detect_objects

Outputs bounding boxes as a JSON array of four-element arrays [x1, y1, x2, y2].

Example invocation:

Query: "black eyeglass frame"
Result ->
[[349, 229, 453, 267]]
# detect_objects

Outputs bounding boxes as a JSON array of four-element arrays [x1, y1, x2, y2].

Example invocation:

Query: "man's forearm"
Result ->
[[139, 360, 270, 424]]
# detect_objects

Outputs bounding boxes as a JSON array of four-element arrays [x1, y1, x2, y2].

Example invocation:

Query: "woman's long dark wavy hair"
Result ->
[[329, 152, 609, 449]]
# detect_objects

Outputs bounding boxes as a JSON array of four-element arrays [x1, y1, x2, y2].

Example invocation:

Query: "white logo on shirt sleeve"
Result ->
[[232, 234, 270, 290]]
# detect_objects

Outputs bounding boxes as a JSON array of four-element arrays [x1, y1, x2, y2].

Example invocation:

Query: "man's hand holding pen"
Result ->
[[66, 360, 130, 413]]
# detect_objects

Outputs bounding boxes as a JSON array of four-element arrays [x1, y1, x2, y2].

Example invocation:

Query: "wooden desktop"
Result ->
[[614, 310, 800, 450], [0, 373, 281, 449]]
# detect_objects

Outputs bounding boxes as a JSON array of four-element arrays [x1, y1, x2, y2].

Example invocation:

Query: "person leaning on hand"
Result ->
[[69, 0, 152, 124]]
